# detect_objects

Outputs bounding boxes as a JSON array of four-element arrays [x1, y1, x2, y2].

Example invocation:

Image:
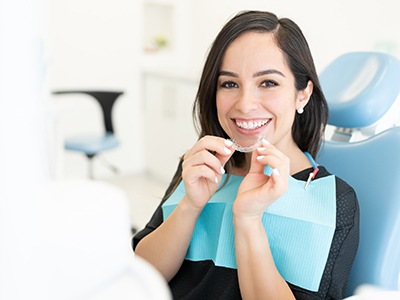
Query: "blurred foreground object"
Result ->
[[37, 179, 172, 300]]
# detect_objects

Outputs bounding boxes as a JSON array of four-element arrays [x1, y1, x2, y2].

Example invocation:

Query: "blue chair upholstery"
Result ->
[[317, 52, 400, 296], [318, 128, 400, 295], [320, 52, 400, 129], [53, 90, 124, 178]]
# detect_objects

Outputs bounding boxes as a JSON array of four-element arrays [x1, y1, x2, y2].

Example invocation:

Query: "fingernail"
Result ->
[[257, 147, 266, 152], [257, 155, 265, 160], [214, 176, 219, 183], [220, 166, 225, 174], [225, 139, 233, 147], [262, 139, 270, 145], [273, 168, 280, 176], [224, 147, 232, 154]]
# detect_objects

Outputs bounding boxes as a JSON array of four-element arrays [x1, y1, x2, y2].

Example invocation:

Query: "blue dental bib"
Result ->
[[162, 173, 336, 291]]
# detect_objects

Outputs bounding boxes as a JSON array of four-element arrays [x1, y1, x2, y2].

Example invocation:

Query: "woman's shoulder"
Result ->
[[292, 166, 359, 213], [317, 166, 357, 199], [318, 166, 359, 228]]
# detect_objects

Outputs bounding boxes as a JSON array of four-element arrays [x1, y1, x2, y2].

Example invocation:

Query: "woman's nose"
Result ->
[[235, 89, 259, 113]]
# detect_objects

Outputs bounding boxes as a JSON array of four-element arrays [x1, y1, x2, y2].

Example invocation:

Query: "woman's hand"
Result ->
[[181, 136, 234, 213], [233, 140, 290, 220]]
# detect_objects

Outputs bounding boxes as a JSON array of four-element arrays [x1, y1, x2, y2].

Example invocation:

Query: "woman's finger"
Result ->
[[255, 143, 288, 175], [186, 136, 234, 159], [184, 136, 234, 174], [183, 149, 226, 175], [182, 164, 221, 185]]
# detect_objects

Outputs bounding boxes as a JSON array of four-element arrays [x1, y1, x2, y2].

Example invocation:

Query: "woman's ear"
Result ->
[[296, 80, 313, 111]]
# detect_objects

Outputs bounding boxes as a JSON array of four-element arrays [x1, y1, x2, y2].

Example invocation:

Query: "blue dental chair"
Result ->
[[317, 52, 400, 296]]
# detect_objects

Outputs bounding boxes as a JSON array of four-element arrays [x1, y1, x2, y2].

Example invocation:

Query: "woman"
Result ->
[[133, 10, 359, 299]]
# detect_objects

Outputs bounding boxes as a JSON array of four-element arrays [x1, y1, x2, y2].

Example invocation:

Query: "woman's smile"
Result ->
[[232, 117, 271, 142], [234, 118, 271, 131]]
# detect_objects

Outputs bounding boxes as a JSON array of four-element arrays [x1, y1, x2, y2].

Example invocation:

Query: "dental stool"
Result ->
[[317, 52, 400, 296], [53, 90, 124, 178]]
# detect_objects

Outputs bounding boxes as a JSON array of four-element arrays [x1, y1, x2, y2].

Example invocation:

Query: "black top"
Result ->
[[133, 162, 359, 300]]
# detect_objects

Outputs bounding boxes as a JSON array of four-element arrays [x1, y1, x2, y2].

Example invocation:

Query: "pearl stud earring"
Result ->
[[297, 107, 304, 114]]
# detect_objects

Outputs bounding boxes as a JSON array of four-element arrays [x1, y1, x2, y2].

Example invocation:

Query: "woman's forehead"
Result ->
[[220, 32, 291, 78]]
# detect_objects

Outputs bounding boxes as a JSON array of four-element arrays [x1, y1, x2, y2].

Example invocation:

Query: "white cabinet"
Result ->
[[143, 71, 199, 182]]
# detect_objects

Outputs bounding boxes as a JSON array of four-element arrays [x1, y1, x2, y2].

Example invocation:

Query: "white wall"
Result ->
[[44, 0, 144, 178], [44, 0, 400, 179], [190, 0, 400, 72]]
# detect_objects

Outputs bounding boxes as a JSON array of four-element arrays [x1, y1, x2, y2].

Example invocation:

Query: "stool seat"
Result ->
[[65, 133, 119, 157]]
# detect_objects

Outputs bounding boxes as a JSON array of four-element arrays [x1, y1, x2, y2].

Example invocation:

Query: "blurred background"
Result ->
[[1, 0, 399, 299], [44, 0, 400, 225], [45, 0, 400, 182]]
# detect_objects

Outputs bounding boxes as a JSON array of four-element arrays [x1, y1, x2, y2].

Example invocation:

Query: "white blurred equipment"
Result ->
[[37, 179, 172, 300]]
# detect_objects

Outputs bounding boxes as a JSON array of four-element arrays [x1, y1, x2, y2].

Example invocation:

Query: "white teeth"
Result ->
[[236, 119, 269, 130]]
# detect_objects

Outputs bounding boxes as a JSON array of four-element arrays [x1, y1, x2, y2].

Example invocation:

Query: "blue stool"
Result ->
[[53, 90, 124, 178]]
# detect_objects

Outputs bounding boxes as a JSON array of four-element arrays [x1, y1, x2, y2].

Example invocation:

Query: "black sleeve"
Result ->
[[132, 159, 184, 251], [289, 176, 360, 299]]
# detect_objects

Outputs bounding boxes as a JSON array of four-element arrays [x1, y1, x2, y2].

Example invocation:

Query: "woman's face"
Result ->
[[216, 32, 311, 151]]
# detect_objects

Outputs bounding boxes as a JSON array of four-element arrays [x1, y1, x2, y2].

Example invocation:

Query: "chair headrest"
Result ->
[[319, 52, 400, 128]]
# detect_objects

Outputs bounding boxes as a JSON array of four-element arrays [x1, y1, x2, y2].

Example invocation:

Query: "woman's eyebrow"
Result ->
[[218, 69, 286, 78], [219, 70, 238, 77], [254, 69, 285, 78]]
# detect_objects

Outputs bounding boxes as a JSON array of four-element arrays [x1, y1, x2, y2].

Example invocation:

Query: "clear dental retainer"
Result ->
[[229, 134, 265, 153]]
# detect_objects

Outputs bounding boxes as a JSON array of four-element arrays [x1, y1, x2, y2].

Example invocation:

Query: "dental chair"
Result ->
[[317, 52, 400, 296]]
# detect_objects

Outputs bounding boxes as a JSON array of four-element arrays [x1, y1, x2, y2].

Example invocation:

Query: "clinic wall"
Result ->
[[45, 0, 400, 179], [190, 0, 400, 73], [44, 0, 144, 178]]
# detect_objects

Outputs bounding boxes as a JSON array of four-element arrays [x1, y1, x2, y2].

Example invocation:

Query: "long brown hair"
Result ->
[[164, 10, 328, 200]]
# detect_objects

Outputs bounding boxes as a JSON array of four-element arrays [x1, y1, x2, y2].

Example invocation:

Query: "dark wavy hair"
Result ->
[[165, 10, 329, 198], [194, 10, 328, 171]]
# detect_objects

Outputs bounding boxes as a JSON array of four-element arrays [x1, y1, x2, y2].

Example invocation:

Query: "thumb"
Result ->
[[249, 150, 268, 175]]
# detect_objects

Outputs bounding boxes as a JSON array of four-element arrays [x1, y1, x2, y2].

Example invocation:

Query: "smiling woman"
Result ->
[[216, 32, 313, 152], [133, 10, 359, 300]]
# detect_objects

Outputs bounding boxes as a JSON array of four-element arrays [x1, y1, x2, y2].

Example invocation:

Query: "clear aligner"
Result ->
[[229, 135, 264, 153]]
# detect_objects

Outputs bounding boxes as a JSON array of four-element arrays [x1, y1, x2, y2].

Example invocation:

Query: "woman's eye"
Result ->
[[261, 80, 278, 87], [220, 81, 238, 89]]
